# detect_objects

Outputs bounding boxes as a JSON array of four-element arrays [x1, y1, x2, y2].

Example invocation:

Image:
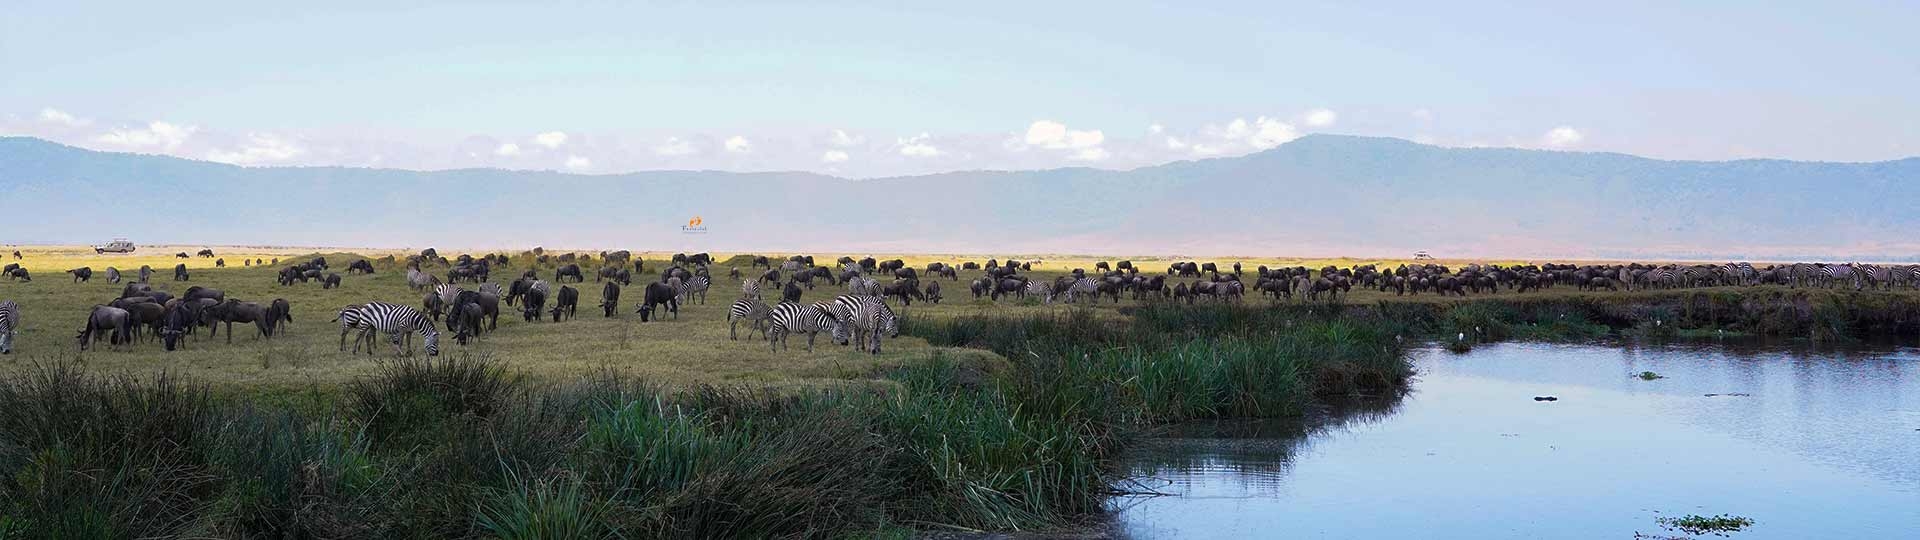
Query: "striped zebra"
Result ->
[[480, 282, 504, 298], [780, 260, 804, 272], [0, 300, 18, 354], [434, 283, 464, 309], [1024, 280, 1054, 303], [740, 279, 763, 300], [1904, 265, 1920, 289], [333, 304, 375, 353], [356, 302, 439, 356], [1061, 277, 1098, 304], [847, 276, 880, 296], [766, 301, 839, 352], [828, 295, 898, 354], [1850, 263, 1893, 290], [728, 297, 773, 340], [407, 268, 439, 291], [679, 275, 711, 304], [1820, 264, 1856, 289]]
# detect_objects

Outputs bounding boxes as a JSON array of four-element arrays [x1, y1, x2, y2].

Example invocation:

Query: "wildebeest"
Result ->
[[322, 273, 342, 289], [174, 263, 190, 281], [751, 255, 772, 269], [600, 282, 621, 317], [138, 265, 152, 283], [550, 285, 579, 322], [882, 280, 925, 306], [77, 305, 133, 350], [215, 258, 225, 268], [521, 287, 547, 322], [158, 302, 195, 351], [6, 268, 28, 282], [926, 281, 943, 304], [184, 286, 226, 304], [197, 249, 215, 258], [110, 300, 164, 343], [175, 252, 190, 259], [205, 300, 273, 343], [347, 259, 376, 274], [422, 292, 445, 321], [554, 264, 584, 283], [270, 299, 293, 332], [67, 267, 92, 283], [635, 282, 679, 322], [782, 281, 804, 303]]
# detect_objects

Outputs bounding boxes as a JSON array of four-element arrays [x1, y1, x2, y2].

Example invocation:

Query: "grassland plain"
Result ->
[[2, 246, 1916, 537]]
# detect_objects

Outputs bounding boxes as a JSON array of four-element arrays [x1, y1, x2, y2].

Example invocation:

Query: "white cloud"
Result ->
[[1164, 136, 1188, 151], [565, 155, 592, 170], [1069, 147, 1110, 161], [94, 121, 197, 151], [896, 133, 941, 157], [724, 135, 752, 153], [533, 131, 568, 148], [1247, 116, 1300, 149], [494, 143, 521, 156], [38, 108, 88, 127], [1412, 109, 1434, 122], [654, 136, 696, 156], [820, 149, 849, 163], [1024, 120, 1104, 149], [1303, 108, 1338, 128], [206, 133, 305, 165], [1544, 126, 1584, 148], [1148, 123, 1165, 134], [828, 129, 864, 147]]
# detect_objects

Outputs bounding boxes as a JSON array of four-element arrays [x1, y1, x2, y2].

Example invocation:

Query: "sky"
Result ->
[[3, 0, 1916, 177]]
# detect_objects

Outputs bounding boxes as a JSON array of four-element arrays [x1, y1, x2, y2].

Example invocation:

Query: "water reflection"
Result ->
[[1113, 342, 1920, 539]]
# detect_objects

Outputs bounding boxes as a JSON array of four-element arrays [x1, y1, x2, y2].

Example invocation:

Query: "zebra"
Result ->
[[846, 276, 880, 296], [434, 283, 464, 309], [727, 297, 773, 340], [1061, 277, 1098, 304], [0, 300, 18, 354], [677, 275, 710, 305], [1850, 263, 1893, 290], [407, 268, 439, 291], [333, 304, 377, 353], [828, 295, 897, 354], [740, 279, 763, 300], [780, 260, 803, 272], [480, 282, 504, 298], [1024, 280, 1054, 303], [766, 301, 839, 352], [355, 302, 439, 356], [1820, 264, 1856, 289]]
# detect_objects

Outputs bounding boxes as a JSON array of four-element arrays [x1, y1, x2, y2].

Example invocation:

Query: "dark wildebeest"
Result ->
[[205, 300, 273, 343], [448, 291, 500, 344], [270, 299, 293, 333], [77, 305, 133, 350], [173, 263, 190, 281], [111, 300, 164, 343], [215, 258, 226, 268], [197, 249, 215, 258], [1172, 282, 1191, 304], [550, 285, 579, 322], [926, 281, 943, 304], [970, 278, 988, 299], [882, 280, 925, 306], [961, 262, 980, 270], [158, 302, 196, 351], [347, 259, 375, 274], [782, 281, 804, 303], [7, 268, 29, 282], [106, 267, 121, 283], [554, 264, 584, 283], [67, 267, 92, 283], [175, 252, 190, 259], [184, 286, 226, 304], [991, 277, 1029, 300], [322, 273, 342, 289], [752, 255, 772, 269], [138, 265, 152, 283], [521, 287, 547, 322], [600, 282, 621, 317], [759, 269, 781, 284], [892, 267, 918, 281], [423, 291, 446, 321], [635, 282, 679, 322]]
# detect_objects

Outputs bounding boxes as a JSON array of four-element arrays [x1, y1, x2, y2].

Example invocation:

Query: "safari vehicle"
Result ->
[[94, 238, 136, 254]]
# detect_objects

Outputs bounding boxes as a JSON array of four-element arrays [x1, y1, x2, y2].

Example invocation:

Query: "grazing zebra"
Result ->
[[828, 295, 898, 354], [847, 276, 880, 296], [1820, 264, 1856, 289], [0, 300, 17, 354], [333, 304, 376, 353], [1850, 263, 1893, 290], [406, 268, 438, 291], [1024, 280, 1054, 303], [678, 275, 710, 304], [780, 260, 803, 272], [766, 301, 838, 352], [740, 279, 762, 300], [727, 297, 773, 340], [1061, 277, 1098, 304], [356, 302, 440, 356], [480, 282, 504, 298]]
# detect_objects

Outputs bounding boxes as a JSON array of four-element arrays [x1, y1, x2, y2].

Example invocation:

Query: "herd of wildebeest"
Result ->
[[2, 245, 1917, 358]]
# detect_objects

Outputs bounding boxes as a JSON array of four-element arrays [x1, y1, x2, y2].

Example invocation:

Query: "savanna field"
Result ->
[[2, 244, 1916, 537]]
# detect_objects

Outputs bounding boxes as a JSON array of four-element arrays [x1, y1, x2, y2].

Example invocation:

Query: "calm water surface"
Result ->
[[1112, 341, 1920, 539]]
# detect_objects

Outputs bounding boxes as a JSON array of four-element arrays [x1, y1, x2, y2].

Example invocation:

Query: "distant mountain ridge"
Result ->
[[3, 135, 1916, 260]]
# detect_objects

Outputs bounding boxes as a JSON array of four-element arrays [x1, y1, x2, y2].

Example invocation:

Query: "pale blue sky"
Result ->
[[3, 1, 1915, 176]]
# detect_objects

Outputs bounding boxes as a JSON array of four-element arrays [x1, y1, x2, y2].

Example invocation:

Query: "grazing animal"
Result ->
[[635, 282, 679, 322], [197, 249, 215, 258], [77, 305, 132, 350], [321, 273, 342, 289], [677, 275, 711, 305], [334, 305, 376, 353], [138, 266, 152, 283], [158, 301, 195, 351], [270, 299, 293, 332], [173, 263, 190, 281], [554, 264, 584, 283], [7, 268, 29, 282], [782, 281, 804, 303], [549, 285, 579, 322], [828, 295, 898, 354], [766, 301, 838, 352], [184, 286, 226, 304], [355, 302, 440, 356], [106, 267, 121, 283], [741, 279, 763, 300], [521, 287, 548, 322], [728, 297, 773, 340], [926, 281, 943, 304], [215, 258, 226, 268], [205, 300, 274, 343], [600, 282, 621, 317], [67, 267, 93, 283], [347, 260, 376, 274], [0, 300, 18, 354]]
